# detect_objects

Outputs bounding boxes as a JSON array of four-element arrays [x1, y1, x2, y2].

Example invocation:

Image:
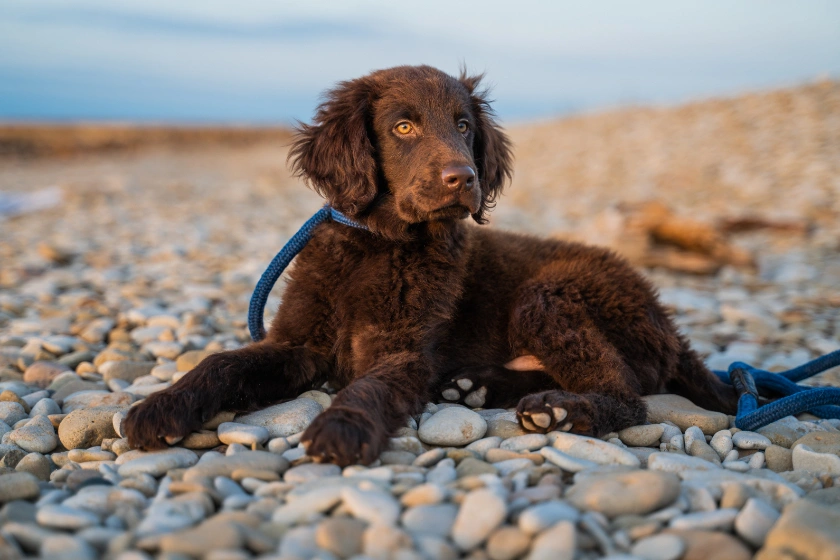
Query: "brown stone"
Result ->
[[791, 432, 840, 456], [664, 529, 751, 560], [176, 350, 214, 372], [23, 361, 70, 389], [762, 499, 840, 560]]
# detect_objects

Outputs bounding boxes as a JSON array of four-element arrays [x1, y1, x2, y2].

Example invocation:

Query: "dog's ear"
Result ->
[[460, 71, 513, 224], [288, 78, 377, 216]]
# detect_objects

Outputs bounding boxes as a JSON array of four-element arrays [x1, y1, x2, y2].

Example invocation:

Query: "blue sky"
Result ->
[[1, 1, 838, 124]]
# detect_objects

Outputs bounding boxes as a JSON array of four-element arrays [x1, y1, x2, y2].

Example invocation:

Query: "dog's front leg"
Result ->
[[303, 352, 430, 466], [122, 342, 332, 450]]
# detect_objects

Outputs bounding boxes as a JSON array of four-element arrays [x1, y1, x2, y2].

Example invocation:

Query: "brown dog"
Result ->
[[123, 65, 737, 466]]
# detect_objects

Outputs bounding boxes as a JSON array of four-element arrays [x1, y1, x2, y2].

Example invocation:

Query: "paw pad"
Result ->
[[464, 386, 488, 407]]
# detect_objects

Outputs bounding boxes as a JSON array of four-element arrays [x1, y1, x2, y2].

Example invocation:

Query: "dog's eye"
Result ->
[[457, 121, 469, 134], [395, 122, 414, 135]]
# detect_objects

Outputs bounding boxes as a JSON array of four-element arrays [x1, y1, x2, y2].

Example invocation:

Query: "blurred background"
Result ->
[[1, 1, 839, 377], [2, 0, 839, 123]]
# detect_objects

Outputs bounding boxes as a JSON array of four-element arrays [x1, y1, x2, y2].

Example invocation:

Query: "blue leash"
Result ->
[[713, 349, 840, 430], [248, 207, 840, 431], [248, 205, 368, 342]]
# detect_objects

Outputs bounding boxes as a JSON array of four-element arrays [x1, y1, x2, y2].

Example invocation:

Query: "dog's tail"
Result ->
[[666, 337, 739, 415]]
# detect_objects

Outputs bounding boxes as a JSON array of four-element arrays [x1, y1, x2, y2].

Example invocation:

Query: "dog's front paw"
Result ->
[[516, 391, 596, 435], [302, 406, 385, 467], [123, 390, 203, 451]]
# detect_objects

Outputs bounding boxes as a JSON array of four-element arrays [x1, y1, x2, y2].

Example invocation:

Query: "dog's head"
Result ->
[[289, 65, 513, 237]]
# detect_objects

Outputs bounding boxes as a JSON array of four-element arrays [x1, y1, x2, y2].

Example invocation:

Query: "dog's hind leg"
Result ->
[[437, 364, 557, 409], [509, 281, 648, 436]]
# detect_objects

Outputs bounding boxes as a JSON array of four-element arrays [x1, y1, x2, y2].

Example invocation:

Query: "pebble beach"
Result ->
[[1, 80, 839, 559]]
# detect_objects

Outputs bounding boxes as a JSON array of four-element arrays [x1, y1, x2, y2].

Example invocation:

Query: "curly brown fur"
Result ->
[[124, 65, 738, 465]]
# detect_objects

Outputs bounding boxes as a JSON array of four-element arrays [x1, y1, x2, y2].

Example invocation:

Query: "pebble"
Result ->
[[315, 517, 367, 558], [15, 452, 51, 480], [527, 520, 576, 560], [41, 534, 98, 560], [763, 498, 840, 560], [732, 430, 772, 450], [175, 350, 214, 372], [643, 394, 729, 434], [734, 497, 779, 547], [630, 534, 685, 560], [669, 508, 738, 531], [539, 446, 598, 472], [235, 399, 323, 438], [284, 463, 340, 483], [0, 471, 40, 502], [57, 406, 123, 449], [688, 438, 722, 465], [418, 406, 488, 446], [36, 504, 100, 530], [791, 431, 840, 455], [183, 450, 288, 481], [451, 488, 508, 550], [272, 486, 343, 525], [158, 518, 245, 556], [618, 424, 665, 447], [549, 432, 641, 467], [99, 361, 156, 383], [401, 483, 447, 507], [566, 470, 680, 517], [486, 526, 531, 560], [709, 430, 733, 459], [0, 401, 27, 426], [666, 529, 751, 560], [517, 500, 580, 534], [401, 503, 458, 537], [23, 361, 71, 389], [791, 444, 840, 475], [341, 486, 401, 526], [118, 448, 198, 477], [500, 434, 548, 452], [217, 422, 269, 446], [7, 414, 57, 453], [647, 452, 721, 473]]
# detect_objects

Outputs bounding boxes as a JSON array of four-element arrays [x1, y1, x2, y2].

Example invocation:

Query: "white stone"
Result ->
[[235, 399, 323, 438], [683, 426, 704, 451], [418, 407, 487, 446], [341, 486, 401, 526], [734, 497, 779, 547], [7, 414, 57, 453], [792, 444, 840, 476], [549, 432, 641, 467], [669, 508, 738, 531], [732, 431, 772, 450], [517, 500, 580, 534], [526, 520, 576, 560], [36, 505, 100, 530], [217, 422, 269, 446], [540, 447, 598, 472], [647, 452, 722, 473], [630, 534, 685, 560], [500, 434, 548, 452], [710, 430, 733, 459], [117, 448, 198, 477], [451, 488, 507, 551], [272, 486, 343, 525], [401, 503, 458, 537]]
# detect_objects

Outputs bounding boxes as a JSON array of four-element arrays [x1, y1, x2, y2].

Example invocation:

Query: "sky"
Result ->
[[1, 1, 839, 124]]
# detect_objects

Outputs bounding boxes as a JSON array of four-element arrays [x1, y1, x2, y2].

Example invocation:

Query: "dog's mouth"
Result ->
[[426, 204, 472, 221]]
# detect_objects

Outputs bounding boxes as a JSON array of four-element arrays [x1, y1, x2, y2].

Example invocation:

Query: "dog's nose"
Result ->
[[441, 166, 476, 191]]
